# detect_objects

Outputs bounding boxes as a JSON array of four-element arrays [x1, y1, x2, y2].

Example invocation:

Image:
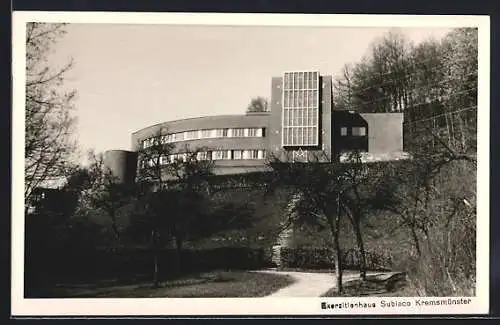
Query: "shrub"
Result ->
[[278, 247, 392, 271], [25, 245, 274, 292]]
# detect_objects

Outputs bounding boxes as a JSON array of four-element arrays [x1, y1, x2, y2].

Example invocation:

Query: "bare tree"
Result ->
[[25, 23, 77, 204], [132, 130, 215, 286], [266, 151, 366, 293]]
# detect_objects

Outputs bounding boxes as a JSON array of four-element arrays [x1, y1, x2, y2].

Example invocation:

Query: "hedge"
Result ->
[[24, 245, 275, 287], [278, 247, 392, 271]]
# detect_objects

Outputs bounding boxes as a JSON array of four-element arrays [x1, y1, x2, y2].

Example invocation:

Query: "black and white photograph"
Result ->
[[11, 12, 489, 316]]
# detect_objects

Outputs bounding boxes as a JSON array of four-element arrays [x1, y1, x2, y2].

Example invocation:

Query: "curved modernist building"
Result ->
[[131, 112, 271, 175], [106, 71, 407, 181]]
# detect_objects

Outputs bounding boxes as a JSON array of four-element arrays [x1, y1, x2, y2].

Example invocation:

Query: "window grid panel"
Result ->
[[282, 71, 320, 146]]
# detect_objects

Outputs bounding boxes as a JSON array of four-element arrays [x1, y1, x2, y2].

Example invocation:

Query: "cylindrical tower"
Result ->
[[103, 150, 138, 185]]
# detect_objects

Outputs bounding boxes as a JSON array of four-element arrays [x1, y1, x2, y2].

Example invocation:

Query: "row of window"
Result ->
[[141, 149, 267, 167], [282, 127, 318, 147], [340, 126, 367, 137], [283, 71, 319, 90], [282, 108, 319, 127], [142, 127, 266, 149], [283, 90, 319, 108]]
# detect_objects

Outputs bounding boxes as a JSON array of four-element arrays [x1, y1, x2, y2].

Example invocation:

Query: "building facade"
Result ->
[[105, 71, 407, 182]]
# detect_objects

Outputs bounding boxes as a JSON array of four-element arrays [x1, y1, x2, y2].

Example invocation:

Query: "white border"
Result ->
[[12, 11, 490, 316]]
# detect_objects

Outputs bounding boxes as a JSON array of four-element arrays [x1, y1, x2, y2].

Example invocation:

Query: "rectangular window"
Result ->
[[215, 129, 224, 137], [233, 150, 243, 160], [247, 128, 260, 137], [201, 129, 212, 138], [222, 128, 229, 137], [212, 151, 221, 160], [284, 76, 290, 89], [250, 150, 259, 159], [196, 151, 209, 161], [352, 126, 366, 136], [186, 130, 200, 140], [212, 150, 230, 160], [233, 128, 245, 137], [258, 150, 266, 159], [341, 127, 348, 136], [174, 132, 184, 142]]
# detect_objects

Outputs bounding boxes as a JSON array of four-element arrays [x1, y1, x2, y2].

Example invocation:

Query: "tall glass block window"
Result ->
[[282, 71, 319, 146]]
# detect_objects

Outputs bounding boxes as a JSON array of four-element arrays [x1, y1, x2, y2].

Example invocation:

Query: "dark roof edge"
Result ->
[[131, 113, 269, 135]]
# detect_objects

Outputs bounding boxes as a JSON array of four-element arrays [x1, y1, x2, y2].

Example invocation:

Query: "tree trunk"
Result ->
[[333, 214, 343, 294], [348, 188, 367, 281], [353, 219, 367, 281], [330, 194, 343, 294], [344, 206, 367, 281]]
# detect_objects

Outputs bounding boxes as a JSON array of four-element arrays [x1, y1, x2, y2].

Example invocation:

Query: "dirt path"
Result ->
[[255, 270, 398, 297]]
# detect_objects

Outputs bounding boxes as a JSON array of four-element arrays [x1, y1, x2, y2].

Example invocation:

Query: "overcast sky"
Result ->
[[46, 24, 452, 160]]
